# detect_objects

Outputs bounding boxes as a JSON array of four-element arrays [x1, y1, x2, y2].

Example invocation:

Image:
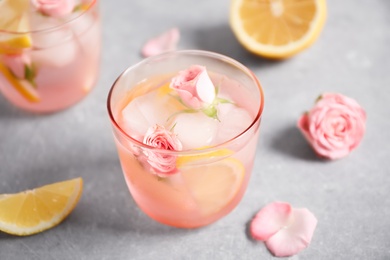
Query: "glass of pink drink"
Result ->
[[0, 0, 101, 113], [107, 50, 264, 228]]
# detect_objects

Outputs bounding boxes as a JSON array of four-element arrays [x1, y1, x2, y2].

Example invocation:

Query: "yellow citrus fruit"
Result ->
[[230, 0, 327, 59], [176, 148, 234, 167], [157, 82, 172, 97], [0, 178, 83, 236], [0, 0, 32, 55], [0, 63, 40, 102], [181, 158, 245, 215]]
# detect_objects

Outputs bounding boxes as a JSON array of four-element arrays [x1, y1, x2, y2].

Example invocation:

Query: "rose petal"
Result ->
[[297, 114, 312, 143], [195, 69, 216, 104], [265, 208, 318, 257], [250, 202, 293, 241], [141, 28, 180, 57]]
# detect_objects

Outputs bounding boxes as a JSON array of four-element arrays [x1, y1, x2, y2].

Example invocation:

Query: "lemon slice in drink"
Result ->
[[181, 158, 245, 216], [0, 178, 83, 236], [230, 0, 327, 59], [0, 0, 32, 55], [176, 148, 234, 167], [0, 62, 40, 102]]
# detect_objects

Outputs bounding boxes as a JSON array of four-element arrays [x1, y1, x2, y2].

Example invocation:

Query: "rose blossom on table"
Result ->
[[31, 0, 76, 18], [142, 124, 182, 176], [250, 202, 318, 257], [297, 93, 366, 160]]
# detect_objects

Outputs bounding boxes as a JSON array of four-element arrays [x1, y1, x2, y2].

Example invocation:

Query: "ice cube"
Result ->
[[173, 112, 218, 150], [76, 15, 100, 59], [67, 11, 95, 37], [30, 15, 77, 67], [214, 103, 253, 144], [30, 40, 77, 68], [121, 91, 179, 140]]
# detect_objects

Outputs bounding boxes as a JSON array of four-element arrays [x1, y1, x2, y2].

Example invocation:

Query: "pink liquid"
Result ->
[[113, 72, 262, 228], [0, 1, 101, 113]]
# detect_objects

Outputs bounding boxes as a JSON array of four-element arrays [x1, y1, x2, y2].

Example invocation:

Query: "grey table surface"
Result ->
[[1, 0, 390, 259]]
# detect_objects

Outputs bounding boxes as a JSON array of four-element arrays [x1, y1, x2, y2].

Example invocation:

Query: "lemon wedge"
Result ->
[[0, 178, 83, 236], [0, 0, 32, 55], [0, 62, 40, 102]]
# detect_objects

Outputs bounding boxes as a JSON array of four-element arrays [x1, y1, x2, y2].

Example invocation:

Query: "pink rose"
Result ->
[[170, 65, 216, 109], [143, 124, 183, 175], [31, 0, 75, 18], [2, 54, 30, 79], [297, 93, 366, 159]]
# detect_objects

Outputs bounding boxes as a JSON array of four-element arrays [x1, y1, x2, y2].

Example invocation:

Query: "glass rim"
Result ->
[[0, 0, 97, 35], [107, 49, 265, 155]]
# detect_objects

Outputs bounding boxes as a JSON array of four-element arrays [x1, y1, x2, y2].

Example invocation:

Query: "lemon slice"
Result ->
[[176, 148, 234, 167], [157, 82, 172, 97], [181, 158, 245, 215], [0, 0, 32, 55], [230, 0, 327, 59], [0, 178, 83, 236], [0, 62, 40, 102]]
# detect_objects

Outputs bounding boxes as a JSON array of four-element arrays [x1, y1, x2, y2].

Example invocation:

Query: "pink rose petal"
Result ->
[[141, 28, 180, 57], [297, 114, 313, 144], [195, 69, 216, 105], [250, 202, 293, 241], [265, 208, 318, 257]]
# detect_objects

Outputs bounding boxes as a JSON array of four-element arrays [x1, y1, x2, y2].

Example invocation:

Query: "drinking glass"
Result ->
[[0, 0, 101, 113], [107, 50, 264, 228]]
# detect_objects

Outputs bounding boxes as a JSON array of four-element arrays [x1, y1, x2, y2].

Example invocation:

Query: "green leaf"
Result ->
[[315, 94, 323, 103], [214, 97, 234, 105], [170, 122, 177, 131], [24, 65, 33, 80], [24, 63, 37, 88], [73, 4, 83, 12], [202, 105, 219, 120]]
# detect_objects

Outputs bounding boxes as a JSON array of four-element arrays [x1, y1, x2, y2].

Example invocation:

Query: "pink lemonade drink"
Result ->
[[0, 0, 101, 113], [108, 51, 264, 228]]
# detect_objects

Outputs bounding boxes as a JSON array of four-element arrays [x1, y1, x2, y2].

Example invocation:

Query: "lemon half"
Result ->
[[230, 0, 327, 59]]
